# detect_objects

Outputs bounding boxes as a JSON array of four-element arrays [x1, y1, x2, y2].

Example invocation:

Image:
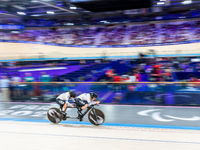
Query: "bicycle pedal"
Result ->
[[78, 117, 83, 122], [77, 115, 83, 121], [62, 115, 67, 120]]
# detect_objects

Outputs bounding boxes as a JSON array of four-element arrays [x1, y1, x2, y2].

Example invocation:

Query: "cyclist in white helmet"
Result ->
[[74, 92, 100, 120], [56, 91, 76, 118]]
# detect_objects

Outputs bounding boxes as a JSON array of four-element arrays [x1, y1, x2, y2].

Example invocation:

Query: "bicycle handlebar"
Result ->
[[67, 103, 99, 108]]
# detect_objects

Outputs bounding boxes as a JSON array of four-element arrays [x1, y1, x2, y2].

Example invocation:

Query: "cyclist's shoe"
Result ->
[[61, 111, 67, 115], [77, 114, 83, 121], [61, 111, 67, 120]]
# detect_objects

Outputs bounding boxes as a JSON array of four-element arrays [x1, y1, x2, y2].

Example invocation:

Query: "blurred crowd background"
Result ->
[[1, 19, 200, 45], [1, 0, 200, 106], [1, 55, 200, 105]]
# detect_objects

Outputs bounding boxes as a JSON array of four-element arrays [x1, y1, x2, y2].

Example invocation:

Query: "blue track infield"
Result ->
[[1, 117, 200, 131]]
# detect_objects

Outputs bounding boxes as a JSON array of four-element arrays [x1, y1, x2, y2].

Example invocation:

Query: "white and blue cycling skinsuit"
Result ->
[[56, 92, 74, 108], [76, 93, 97, 107]]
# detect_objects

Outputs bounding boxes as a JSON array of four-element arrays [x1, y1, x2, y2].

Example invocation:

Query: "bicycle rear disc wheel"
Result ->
[[47, 107, 62, 124], [88, 108, 105, 126]]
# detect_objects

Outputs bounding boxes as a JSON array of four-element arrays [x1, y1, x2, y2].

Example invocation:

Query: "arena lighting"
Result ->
[[31, 14, 40, 16], [17, 12, 26, 15], [182, 0, 192, 4], [100, 20, 110, 23], [11, 31, 19, 33], [31, 0, 38, 2], [47, 11, 54, 14], [65, 23, 74, 25], [70, 7, 77, 9], [157, 2, 165, 4], [191, 58, 200, 62]]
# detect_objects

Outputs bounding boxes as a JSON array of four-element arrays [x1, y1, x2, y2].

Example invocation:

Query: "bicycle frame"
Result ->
[[47, 104, 104, 125], [66, 105, 95, 120]]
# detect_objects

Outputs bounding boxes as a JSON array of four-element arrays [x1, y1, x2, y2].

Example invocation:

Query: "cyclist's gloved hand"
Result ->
[[70, 104, 75, 108], [96, 101, 100, 105], [88, 101, 99, 107]]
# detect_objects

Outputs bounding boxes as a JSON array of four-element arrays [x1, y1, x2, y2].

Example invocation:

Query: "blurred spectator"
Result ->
[[39, 72, 51, 93], [189, 75, 200, 82], [121, 75, 129, 82], [112, 92, 123, 103], [150, 65, 163, 81], [163, 68, 173, 81], [24, 73, 35, 97], [105, 69, 115, 81], [8, 61, 16, 67], [11, 74, 22, 97], [94, 59, 101, 64], [128, 85, 136, 91], [80, 60, 86, 67], [0, 75, 10, 102], [125, 73, 136, 82], [195, 63, 200, 72], [134, 71, 141, 82], [24, 73, 35, 82], [39, 72, 51, 82], [188, 75, 200, 88], [113, 74, 121, 82], [112, 74, 122, 92]]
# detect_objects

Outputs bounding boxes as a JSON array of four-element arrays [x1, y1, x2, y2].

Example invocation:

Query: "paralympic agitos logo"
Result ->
[[137, 109, 200, 122]]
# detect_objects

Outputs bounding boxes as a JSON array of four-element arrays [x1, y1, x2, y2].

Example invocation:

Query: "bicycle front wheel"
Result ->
[[88, 108, 105, 126], [47, 107, 62, 124]]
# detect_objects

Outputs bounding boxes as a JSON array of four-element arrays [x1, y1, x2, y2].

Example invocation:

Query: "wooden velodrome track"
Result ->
[[0, 42, 200, 60], [1, 121, 200, 150]]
